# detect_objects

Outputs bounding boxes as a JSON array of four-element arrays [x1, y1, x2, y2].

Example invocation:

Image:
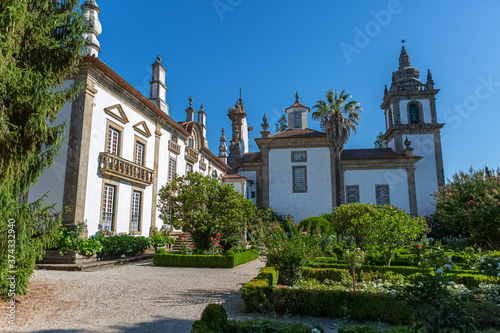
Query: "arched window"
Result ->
[[408, 101, 423, 124], [294, 112, 302, 128]]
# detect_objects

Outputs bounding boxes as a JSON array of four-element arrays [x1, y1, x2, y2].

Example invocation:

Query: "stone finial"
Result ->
[[185, 97, 196, 122], [239, 88, 243, 105], [218, 128, 228, 163], [200, 104, 204, 112], [155, 55, 162, 64], [189, 96, 193, 108], [403, 136, 414, 157], [426, 69, 435, 89], [398, 46, 412, 70], [260, 113, 271, 138], [81, 0, 102, 57], [391, 71, 396, 84], [295, 91, 300, 103], [384, 85, 388, 95]]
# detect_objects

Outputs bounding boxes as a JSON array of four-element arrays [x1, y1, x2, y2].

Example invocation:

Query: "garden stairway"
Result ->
[[170, 231, 192, 252]]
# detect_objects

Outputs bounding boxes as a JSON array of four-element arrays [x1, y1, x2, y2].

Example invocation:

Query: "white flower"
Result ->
[[436, 269, 444, 275], [488, 263, 492, 267], [312, 329, 321, 333], [443, 264, 453, 270]]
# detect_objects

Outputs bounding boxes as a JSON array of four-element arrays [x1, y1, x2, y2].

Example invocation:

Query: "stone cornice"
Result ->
[[255, 136, 329, 150], [341, 156, 421, 172], [381, 88, 440, 109], [382, 123, 444, 141]]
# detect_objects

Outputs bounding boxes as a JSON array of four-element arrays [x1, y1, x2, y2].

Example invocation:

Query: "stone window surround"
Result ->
[[291, 150, 307, 163], [345, 185, 360, 203], [129, 187, 144, 235], [99, 178, 120, 235], [375, 184, 390, 205], [292, 165, 307, 193], [105, 118, 124, 157], [134, 134, 147, 166]]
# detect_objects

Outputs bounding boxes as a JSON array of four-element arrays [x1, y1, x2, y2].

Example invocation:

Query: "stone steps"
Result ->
[[170, 231, 192, 251]]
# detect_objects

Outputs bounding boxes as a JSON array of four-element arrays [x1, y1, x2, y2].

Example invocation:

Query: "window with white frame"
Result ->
[[168, 158, 176, 182], [134, 141, 144, 165], [188, 137, 194, 148], [291, 151, 307, 162], [186, 164, 193, 172], [376, 185, 390, 205], [102, 184, 115, 232], [107, 127, 120, 155], [131, 191, 141, 232]]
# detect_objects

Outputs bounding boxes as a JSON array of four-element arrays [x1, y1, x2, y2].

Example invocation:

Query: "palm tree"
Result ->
[[312, 89, 362, 207]]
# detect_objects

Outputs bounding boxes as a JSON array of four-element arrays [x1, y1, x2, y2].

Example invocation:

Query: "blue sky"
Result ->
[[90, 0, 500, 181]]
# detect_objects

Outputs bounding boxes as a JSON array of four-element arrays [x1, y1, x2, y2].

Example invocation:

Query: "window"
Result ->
[[186, 164, 193, 172], [251, 191, 256, 199], [294, 112, 302, 128], [171, 135, 178, 143], [168, 158, 176, 182], [188, 137, 194, 148], [134, 141, 144, 165], [376, 185, 390, 205], [131, 191, 141, 232], [201, 156, 205, 163], [291, 151, 307, 162], [102, 184, 115, 232], [293, 166, 307, 193], [346, 185, 360, 203], [408, 102, 422, 124], [107, 127, 120, 155]]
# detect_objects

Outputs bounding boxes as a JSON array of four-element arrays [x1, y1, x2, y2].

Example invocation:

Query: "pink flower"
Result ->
[[417, 245, 421, 249], [190, 245, 193, 248], [493, 189, 499, 195], [213, 241, 217, 245], [210, 237, 213, 240], [217, 244, 221, 247]]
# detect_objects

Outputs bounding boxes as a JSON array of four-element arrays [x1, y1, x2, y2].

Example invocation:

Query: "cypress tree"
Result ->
[[0, 0, 87, 296]]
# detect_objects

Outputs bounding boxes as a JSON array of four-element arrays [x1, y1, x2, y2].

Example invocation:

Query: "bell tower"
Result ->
[[381, 46, 445, 216]]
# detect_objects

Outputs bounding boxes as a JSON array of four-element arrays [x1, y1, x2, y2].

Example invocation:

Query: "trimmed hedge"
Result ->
[[242, 268, 500, 327], [153, 249, 258, 268]]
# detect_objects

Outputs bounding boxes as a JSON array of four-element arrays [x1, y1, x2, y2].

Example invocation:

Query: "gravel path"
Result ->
[[1, 259, 345, 333]]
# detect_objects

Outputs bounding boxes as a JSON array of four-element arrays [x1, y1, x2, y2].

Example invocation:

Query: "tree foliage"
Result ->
[[275, 113, 288, 133], [374, 131, 386, 148], [158, 172, 255, 250], [0, 0, 87, 297], [312, 89, 362, 206], [433, 167, 500, 250]]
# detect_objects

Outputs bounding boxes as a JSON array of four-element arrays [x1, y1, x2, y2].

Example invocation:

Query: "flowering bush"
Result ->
[[433, 167, 500, 250], [208, 233, 222, 255], [256, 222, 322, 285], [476, 254, 500, 277], [180, 237, 194, 255], [344, 248, 365, 291], [418, 246, 453, 271]]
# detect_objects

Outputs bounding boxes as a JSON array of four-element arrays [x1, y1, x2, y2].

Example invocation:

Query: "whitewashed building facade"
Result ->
[[28, 0, 229, 237], [224, 47, 444, 221]]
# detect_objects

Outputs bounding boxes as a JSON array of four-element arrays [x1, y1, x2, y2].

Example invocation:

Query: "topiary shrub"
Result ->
[[155, 248, 166, 254], [225, 250, 235, 256], [200, 303, 228, 332], [299, 216, 331, 235]]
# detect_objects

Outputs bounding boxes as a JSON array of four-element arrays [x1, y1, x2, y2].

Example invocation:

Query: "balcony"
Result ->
[[168, 140, 181, 155], [185, 147, 199, 164], [99, 152, 154, 186], [199, 160, 207, 171]]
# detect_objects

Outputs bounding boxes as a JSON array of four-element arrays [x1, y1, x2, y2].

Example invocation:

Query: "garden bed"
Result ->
[[153, 249, 259, 268]]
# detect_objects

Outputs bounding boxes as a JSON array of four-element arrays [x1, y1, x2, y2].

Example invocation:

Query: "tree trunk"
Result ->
[[352, 268, 357, 291], [335, 151, 341, 207]]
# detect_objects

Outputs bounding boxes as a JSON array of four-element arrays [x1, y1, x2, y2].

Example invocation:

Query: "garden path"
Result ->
[[0, 259, 345, 333]]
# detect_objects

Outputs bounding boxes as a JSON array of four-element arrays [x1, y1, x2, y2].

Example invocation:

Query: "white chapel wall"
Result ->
[[343, 169, 410, 212], [268, 147, 332, 222]]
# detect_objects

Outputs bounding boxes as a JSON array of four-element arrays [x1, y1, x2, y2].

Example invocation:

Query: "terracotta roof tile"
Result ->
[[242, 152, 262, 162], [201, 146, 231, 171], [268, 128, 326, 139], [222, 174, 252, 183], [342, 148, 418, 160], [285, 101, 310, 111], [81, 55, 190, 137]]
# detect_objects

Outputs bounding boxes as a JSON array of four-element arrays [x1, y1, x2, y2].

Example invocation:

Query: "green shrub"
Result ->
[[200, 303, 228, 331], [299, 216, 331, 235], [153, 249, 258, 268], [54, 221, 86, 255], [225, 250, 235, 256], [339, 325, 412, 333], [149, 230, 173, 250], [76, 236, 103, 256], [155, 248, 166, 254], [322, 203, 379, 242], [97, 233, 151, 257]]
